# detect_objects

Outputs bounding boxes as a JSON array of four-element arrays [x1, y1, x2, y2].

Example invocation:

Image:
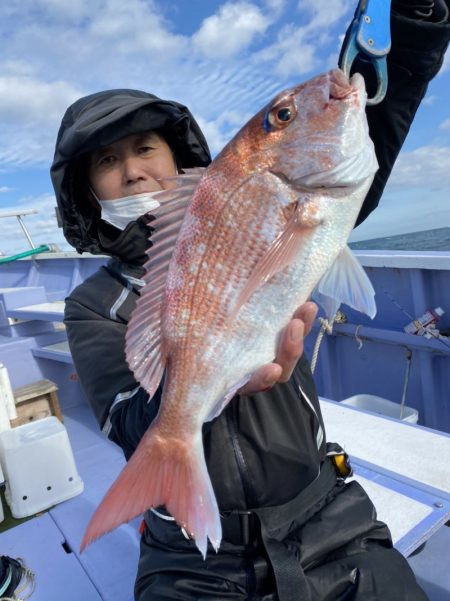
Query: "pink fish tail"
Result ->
[[80, 426, 222, 558]]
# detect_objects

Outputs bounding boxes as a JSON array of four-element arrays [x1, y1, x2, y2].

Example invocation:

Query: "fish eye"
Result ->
[[265, 101, 297, 130], [277, 108, 292, 121]]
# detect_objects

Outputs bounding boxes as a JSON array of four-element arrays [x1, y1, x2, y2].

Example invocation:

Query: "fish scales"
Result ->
[[162, 170, 289, 377], [81, 69, 379, 558], [167, 206, 285, 386]]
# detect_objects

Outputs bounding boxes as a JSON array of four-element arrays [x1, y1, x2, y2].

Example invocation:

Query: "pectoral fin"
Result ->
[[228, 205, 316, 324], [313, 246, 376, 320]]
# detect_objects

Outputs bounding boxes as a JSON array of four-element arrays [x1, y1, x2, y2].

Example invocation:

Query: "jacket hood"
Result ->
[[51, 89, 211, 254]]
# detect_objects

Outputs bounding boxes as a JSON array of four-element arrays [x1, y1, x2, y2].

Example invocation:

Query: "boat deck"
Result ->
[[321, 399, 450, 555], [0, 251, 449, 600], [0, 399, 449, 601], [0, 404, 139, 601]]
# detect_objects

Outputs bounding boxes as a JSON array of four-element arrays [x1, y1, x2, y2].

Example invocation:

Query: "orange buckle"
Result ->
[[331, 453, 353, 478]]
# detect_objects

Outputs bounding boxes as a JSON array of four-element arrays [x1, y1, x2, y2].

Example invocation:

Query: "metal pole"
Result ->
[[399, 350, 412, 419], [16, 215, 36, 249]]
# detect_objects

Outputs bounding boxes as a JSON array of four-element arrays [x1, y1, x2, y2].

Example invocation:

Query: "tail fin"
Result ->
[[80, 425, 222, 558]]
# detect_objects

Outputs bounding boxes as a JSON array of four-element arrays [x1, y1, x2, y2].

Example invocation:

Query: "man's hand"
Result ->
[[238, 301, 318, 395]]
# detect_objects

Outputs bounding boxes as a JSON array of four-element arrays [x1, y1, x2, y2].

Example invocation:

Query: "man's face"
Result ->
[[88, 131, 177, 201]]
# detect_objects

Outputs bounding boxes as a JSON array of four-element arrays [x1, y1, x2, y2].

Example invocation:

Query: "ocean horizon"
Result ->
[[349, 227, 450, 251]]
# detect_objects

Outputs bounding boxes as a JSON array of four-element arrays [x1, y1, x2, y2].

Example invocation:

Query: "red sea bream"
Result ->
[[81, 68, 378, 557]]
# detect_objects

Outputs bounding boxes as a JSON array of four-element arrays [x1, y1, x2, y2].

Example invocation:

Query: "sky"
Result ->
[[0, 0, 449, 254]]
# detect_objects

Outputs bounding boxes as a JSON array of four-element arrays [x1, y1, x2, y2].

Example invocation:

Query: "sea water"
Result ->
[[349, 227, 450, 251]]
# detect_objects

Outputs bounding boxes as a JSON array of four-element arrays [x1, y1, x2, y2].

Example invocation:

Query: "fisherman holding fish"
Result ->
[[51, 1, 449, 600]]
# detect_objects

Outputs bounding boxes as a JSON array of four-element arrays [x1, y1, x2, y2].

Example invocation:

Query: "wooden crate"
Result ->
[[10, 380, 62, 427]]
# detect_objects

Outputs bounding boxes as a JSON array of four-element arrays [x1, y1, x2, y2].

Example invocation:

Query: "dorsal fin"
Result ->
[[125, 168, 205, 399]]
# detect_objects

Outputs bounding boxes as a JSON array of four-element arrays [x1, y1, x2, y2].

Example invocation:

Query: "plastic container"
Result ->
[[0, 416, 84, 518], [0, 463, 4, 523], [0, 364, 17, 421], [0, 364, 16, 431], [404, 307, 444, 335], [0, 390, 10, 434], [341, 394, 419, 424]]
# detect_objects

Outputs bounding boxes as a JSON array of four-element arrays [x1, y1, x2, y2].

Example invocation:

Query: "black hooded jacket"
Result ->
[[54, 11, 449, 513], [51, 90, 211, 255]]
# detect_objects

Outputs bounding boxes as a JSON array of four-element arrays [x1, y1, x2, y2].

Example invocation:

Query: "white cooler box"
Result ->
[[341, 394, 419, 424], [0, 416, 84, 518]]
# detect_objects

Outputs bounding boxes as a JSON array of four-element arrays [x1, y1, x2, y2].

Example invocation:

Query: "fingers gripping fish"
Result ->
[[81, 69, 378, 558]]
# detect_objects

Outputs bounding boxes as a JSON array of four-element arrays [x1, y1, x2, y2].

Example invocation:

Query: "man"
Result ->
[[51, 2, 449, 599]]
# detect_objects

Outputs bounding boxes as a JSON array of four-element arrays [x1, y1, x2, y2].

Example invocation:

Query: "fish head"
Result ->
[[248, 68, 378, 192]]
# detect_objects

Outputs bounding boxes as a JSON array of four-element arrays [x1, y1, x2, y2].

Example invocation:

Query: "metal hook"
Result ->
[[339, 0, 391, 105]]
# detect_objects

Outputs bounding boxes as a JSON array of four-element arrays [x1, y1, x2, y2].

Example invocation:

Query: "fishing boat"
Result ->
[[0, 210, 449, 601]]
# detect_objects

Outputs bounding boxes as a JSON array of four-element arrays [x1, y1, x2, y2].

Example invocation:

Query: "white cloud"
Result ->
[[351, 145, 450, 241], [440, 118, 450, 130], [440, 49, 450, 74], [0, 60, 36, 78], [0, 0, 191, 170], [0, 133, 52, 169], [385, 145, 450, 190], [4, 0, 101, 22], [351, 195, 450, 242], [88, 0, 186, 56], [422, 95, 437, 106], [2, 0, 187, 92], [264, 0, 286, 14], [196, 108, 254, 155], [0, 0, 357, 174], [256, 24, 319, 77], [193, 2, 270, 59], [196, 118, 232, 157], [297, 0, 349, 30], [256, 0, 350, 78], [0, 76, 85, 168], [0, 76, 83, 124], [1, 0, 448, 249], [0, 186, 13, 193], [148, 59, 282, 130], [37, 0, 102, 22]]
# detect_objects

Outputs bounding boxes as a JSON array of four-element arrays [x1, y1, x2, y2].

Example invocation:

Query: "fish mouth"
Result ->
[[268, 70, 376, 192], [285, 70, 373, 191], [328, 69, 365, 104]]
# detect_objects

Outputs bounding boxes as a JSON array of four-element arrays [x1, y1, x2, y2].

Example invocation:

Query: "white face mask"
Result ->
[[97, 191, 161, 231]]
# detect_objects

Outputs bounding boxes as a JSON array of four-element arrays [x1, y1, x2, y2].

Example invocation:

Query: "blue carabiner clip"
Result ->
[[339, 0, 391, 105]]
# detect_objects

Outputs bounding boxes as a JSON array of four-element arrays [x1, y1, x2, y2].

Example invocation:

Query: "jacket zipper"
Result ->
[[226, 402, 258, 508]]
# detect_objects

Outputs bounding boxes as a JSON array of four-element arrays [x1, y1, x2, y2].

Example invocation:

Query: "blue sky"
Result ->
[[0, 0, 449, 254]]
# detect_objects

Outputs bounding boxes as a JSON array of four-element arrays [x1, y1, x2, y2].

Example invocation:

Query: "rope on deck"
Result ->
[[311, 317, 334, 373], [0, 557, 35, 601]]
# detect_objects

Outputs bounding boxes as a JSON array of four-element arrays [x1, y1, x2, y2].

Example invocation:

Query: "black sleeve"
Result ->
[[108, 388, 161, 460], [64, 295, 161, 457], [352, 7, 450, 226]]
